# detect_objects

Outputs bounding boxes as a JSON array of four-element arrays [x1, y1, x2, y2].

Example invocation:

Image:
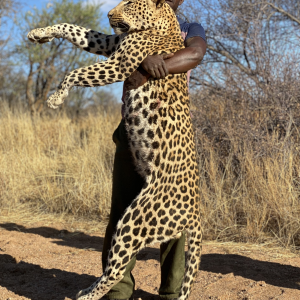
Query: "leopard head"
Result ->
[[108, 0, 170, 35]]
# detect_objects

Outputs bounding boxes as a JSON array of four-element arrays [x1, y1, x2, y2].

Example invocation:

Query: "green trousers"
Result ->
[[102, 120, 185, 300]]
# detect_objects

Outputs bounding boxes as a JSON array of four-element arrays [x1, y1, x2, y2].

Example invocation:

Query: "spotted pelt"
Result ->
[[27, 0, 202, 299]]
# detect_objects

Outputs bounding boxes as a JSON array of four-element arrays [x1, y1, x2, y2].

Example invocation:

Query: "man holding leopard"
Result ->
[[104, 1, 206, 300], [27, 0, 206, 299]]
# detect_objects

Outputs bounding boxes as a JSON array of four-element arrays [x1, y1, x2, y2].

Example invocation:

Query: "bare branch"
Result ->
[[207, 44, 256, 77], [267, 2, 300, 25]]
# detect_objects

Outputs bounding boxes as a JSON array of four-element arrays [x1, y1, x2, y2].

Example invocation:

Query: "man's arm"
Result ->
[[124, 36, 206, 90], [142, 36, 206, 78]]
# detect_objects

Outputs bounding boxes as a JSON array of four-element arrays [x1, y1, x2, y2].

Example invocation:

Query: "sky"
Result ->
[[19, 0, 120, 16], [5, 0, 124, 100], [89, 0, 120, 13]]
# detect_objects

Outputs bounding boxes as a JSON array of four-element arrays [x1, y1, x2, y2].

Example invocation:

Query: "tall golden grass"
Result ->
[[192, 90, 300, 249], [1, 95, 300, 249], [0, 102, 120, 220]]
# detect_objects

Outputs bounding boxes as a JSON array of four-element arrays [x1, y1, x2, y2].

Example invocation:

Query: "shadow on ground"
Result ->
[[1, 222, 300, 299], [0, 222, 105, 251], [0, 222, 160, 261], [0, 252, 159, 300], [0, 253, 95, 300], [200, 253, 300, 290]]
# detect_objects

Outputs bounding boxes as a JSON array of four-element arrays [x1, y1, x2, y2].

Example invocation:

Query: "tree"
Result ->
[[0, 0, 18, 47], [180, 0, 300, 111], [0, 0, 21, 108], [0, 0, 14, 24], [15, 0, 112, 115], [266, 1, 300, 26]]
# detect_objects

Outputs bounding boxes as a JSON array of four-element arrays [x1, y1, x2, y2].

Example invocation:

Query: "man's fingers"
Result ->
[[162, 62, 169, 77], [148, 67, 157, 78], [148, 65, 162, 78], [148, 63, 169, 79], [153, 67, 161, 79], [159, 65, 166, 78], [141, 54, 173, 78], [156, 67, 164, 79]]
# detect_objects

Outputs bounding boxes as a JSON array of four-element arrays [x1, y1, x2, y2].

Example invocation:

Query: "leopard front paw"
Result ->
[[46, 89, 69, 109], [27, 27, 55, 44]]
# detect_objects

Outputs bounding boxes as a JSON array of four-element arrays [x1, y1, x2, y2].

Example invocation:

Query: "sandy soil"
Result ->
[[1, 220, 300, 300]]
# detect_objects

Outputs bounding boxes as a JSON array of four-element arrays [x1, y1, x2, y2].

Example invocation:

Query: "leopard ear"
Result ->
[[152, 0, 165, 8]]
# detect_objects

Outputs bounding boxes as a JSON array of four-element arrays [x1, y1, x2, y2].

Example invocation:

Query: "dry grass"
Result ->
[[1, 94, 300, 250], [192, 90, 300, 249], [0, 101, 120, 221]]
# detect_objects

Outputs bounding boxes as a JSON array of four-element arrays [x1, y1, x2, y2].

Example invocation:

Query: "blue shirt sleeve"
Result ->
[[186, 23, 206, 43]]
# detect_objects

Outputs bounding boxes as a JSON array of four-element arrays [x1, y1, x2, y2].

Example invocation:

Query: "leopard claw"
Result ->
[[76, 288, 90, 300], [38, 36, 55, 44], [75, 290, 83, 299]]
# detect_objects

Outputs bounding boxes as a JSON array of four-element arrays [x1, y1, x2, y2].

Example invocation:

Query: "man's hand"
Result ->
[[124, 53, 174, 91], [141, 53, 174, 79]]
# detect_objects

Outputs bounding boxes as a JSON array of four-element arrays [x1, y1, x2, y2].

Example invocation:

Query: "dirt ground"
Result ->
[[1, 219, 300, 300]]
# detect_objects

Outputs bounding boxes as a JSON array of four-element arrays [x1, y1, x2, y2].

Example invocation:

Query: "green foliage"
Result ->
[[18, 0, 109, 62], [13, 0, 114, 113], [0, 0, 14, 21]]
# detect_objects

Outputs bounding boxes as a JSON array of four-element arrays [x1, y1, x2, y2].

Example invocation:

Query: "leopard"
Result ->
[[27, 0, 202, 299]]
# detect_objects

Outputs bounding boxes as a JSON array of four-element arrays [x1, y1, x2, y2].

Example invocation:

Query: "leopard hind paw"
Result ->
[[46, 89, 69, 109]]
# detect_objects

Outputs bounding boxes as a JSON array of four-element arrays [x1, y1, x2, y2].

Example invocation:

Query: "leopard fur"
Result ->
[[27, 0, 202, 299]]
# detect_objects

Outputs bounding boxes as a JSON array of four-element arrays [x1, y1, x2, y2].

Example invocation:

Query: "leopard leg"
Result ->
[[27, 24, 122, 57], [45, 33, 153, 109], [178, 220, 202, 300], [46, 60, 117, 109], [75, 192, 188, 300], [75, 270, 124, 300]]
